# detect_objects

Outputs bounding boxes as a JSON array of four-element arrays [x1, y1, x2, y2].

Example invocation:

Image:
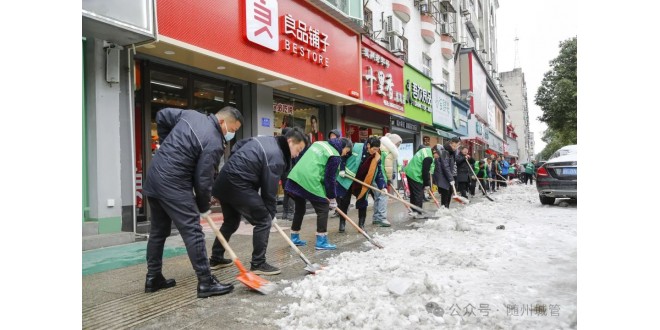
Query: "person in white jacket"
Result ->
[[372, 133, 402, 227]]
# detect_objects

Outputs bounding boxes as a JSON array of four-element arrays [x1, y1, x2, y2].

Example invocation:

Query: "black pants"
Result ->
[[282, 192, 294, 216], [469, 179, 476, 196], [478, 178, 489, 193], [524, 173, 534, 185], [408, 179, 425, 214], [338, 191, 351, 215], [458, 181, 470, 198], [291, 196, 329, 233], [210, 201, 272, 267], [438, 187, 451, 208], [490, 178, 497, 191], [147, 196, 210, 277]]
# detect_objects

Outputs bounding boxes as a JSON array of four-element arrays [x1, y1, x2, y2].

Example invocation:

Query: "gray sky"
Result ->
[[495, 0, 578, 153]]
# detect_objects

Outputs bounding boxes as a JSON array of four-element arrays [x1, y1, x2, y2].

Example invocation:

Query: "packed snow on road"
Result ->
[[276, 184, 577, 329]]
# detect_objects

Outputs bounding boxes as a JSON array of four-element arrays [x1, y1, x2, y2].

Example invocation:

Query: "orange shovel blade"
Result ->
[[233, 259, 277, 295]]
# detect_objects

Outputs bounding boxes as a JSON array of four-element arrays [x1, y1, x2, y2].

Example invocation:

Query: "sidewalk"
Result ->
[[82, 193, 490, 329]]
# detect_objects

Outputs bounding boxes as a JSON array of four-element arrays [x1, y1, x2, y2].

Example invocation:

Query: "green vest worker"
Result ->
[[335, 136, 386, 231], [285, 137, 353, 250], [404, 146, 435, 216]]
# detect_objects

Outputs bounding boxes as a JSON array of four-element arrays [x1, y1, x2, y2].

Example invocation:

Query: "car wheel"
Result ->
[[539, 195, 556, 205]]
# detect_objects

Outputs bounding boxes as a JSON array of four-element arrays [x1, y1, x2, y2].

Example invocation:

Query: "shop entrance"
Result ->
[[133, 60, 247, 223]]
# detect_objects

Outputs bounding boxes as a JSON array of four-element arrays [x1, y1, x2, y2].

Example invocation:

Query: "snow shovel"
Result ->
[[271, 218, 322, 274], [202, 215, 277, 294], [330, 200, 384, 249], [428, 176, 442, 209], [497, 173, 516, 185], [343, 174, 432, 216], [467, 164, 494, 202], [388, 182, 411, 212], [450, 182, 470, 204]]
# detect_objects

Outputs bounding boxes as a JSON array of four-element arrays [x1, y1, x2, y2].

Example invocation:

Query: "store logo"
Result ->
[[406, 80, 432, 112], [246, 0, 279, 51], [281, 13, 330, 67]]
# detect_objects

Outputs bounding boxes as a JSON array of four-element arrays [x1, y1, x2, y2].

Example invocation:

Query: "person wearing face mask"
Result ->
[[285, 137, 353, 250], [142, 106, 242, 298], [208, 127, 309, 275]]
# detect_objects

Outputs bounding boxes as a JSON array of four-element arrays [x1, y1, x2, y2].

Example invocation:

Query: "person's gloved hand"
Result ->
[[381, 188, 388, 194], [424, 186, 431, 195], [450, 181, 455, 186], [200, 209, 212, 218], [339, 171, 346, 177], [328, 198, 338, 210]]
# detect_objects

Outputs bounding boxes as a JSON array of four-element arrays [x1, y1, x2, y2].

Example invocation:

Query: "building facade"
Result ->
[[82, 0, 513, 248], [500, 68, 532, 162]]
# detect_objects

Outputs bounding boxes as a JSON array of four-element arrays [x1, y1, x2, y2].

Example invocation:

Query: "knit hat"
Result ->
[[386, 133, 402, 146], [327, 129, 342, 140]]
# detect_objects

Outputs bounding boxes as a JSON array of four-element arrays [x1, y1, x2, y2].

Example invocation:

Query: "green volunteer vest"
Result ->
[[380, 150, 390, 184], [337, 143, 364, 190], [404, 147, 435, 184], [525, 163, 535, 174], [287, 141, 340, 198]]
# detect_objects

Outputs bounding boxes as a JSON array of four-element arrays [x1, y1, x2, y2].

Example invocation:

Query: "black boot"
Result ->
[[145, 273, 176, 293], [197, 274, 234, 298], [358, 217, 366, 230], [338, 219, 346, 233]]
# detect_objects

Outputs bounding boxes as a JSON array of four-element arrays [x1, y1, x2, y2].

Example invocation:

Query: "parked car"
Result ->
[[536, 145, 577, 205]]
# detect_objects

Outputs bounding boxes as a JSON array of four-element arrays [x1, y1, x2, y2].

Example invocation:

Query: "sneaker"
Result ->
[[330, 211, 339, 218], [209, 258, 233, 270], [250, 262, 281, 275], [375, 220, 391, 227]]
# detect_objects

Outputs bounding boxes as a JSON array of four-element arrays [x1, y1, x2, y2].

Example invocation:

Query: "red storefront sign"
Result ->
[[361, 37, 405, 113], [157, 0, 360, 97]]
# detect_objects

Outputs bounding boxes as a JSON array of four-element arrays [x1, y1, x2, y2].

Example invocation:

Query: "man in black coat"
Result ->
[[209, 128, 308, 275], [142, 106, 242, 298], [455, 146, 472, 198]]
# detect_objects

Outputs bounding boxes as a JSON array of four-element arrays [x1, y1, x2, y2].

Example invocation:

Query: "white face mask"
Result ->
[[223, 121, 235, 141]]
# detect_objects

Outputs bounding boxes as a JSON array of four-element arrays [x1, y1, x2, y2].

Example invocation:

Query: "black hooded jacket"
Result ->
[[143, 108, 226, 213], [212, 136, 291, 219]]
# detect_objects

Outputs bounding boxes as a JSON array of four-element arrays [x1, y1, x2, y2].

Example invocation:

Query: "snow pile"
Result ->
[[276, 185, 577, 329]]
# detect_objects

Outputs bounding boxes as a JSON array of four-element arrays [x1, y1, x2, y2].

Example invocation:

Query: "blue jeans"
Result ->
[[372, 189, 388, 222]]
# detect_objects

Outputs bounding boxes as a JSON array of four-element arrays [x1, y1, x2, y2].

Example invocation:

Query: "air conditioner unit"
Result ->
[[461, 0, 470, 16], [388, 35, 404, 53], [419, 2, 429, 14], [386, 15, 404, 37]]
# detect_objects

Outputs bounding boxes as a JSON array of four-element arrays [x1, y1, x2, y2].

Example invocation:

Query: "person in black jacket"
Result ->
[[142, 106, 242, 298], [432, 145, 455, 208], [455, 147, 472, 198], [209, 128, 308, 275]]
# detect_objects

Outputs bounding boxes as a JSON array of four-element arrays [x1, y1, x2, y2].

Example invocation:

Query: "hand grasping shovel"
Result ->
[[271, 217, 323, 274]]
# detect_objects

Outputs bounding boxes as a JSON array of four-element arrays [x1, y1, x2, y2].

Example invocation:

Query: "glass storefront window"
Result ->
[[273, 95, 322, 142], [150, 70, 189, 155]]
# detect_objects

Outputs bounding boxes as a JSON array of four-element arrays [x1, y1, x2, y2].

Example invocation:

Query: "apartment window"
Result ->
[[442, 70, 450, 91], [364, 8, 373, 34], [423, 53, 432, 77]]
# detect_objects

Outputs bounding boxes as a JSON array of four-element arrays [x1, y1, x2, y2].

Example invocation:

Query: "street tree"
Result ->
[[535, 37, 577, 156]]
